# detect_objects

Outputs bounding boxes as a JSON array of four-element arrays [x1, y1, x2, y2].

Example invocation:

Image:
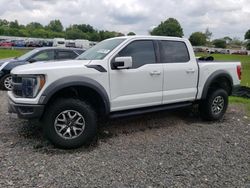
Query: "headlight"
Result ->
[[12, 75, 46, 98]]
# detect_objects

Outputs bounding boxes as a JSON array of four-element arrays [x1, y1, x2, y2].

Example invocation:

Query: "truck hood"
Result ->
[[11, 60, 91, 75]]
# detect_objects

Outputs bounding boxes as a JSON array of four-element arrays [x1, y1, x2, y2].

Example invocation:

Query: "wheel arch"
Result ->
[[201, 70, 233, 100], [39, 76, 110, 116]]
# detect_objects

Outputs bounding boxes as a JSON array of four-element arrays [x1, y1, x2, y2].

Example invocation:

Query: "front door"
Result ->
[[109, 40, 163, 111]]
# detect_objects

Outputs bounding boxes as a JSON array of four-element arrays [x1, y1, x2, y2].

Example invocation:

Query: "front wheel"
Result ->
[[199, 89, 228, 121], [43, 98, 97, 149], [0, 75, 12, 90]]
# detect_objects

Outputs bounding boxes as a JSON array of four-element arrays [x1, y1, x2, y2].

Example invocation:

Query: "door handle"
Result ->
[[186, 69, 195, 74], [150, 71, 161, 76]]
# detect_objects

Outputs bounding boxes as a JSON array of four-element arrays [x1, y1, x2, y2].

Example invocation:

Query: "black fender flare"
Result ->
[[39, 76, 110, 115], [201, 70, 233, 100]]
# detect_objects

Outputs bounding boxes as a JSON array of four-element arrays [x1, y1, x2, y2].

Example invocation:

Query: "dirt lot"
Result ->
[[0, 91, 249, 188]]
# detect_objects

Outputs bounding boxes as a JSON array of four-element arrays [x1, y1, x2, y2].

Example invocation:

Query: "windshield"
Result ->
[[17, 49, 40, 61], [77, 38, 125, 60]]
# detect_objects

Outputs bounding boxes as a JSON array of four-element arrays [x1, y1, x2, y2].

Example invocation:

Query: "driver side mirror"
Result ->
[[29, 58, 37, 63], [112, 56, 132, 69]]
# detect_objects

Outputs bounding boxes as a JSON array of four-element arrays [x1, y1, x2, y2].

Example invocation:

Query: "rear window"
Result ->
[[58, 41, 65, 44], [160, 41, 190, 63]]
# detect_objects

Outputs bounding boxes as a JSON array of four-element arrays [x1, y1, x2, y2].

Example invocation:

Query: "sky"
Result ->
[[0, 0, 249, 39]]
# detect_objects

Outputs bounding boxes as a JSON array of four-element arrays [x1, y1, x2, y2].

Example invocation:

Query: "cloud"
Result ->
[[0, 0, 249, 39]]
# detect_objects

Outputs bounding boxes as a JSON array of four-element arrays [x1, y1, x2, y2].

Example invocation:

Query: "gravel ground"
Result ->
[[0, 91, 249, 188]]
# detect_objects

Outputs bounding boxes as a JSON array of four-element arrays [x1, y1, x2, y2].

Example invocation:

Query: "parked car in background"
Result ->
[[219, 49, 230, 54], [53, 38, 66, 47], [26, 40, 43, 47], [66, 40, 76, 48], [14, 40, 26, 47], [0, 47, 84, 90], [43, 40, 53, 47], [232, 50, 248, 55], [0, 40, 13, 47], [75, 39, 90, 49]]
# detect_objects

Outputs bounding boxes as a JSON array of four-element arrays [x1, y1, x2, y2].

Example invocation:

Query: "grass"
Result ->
[[196, 53, 250, 87], [229, 96, 250, 116], [0, 49, 29, 59]]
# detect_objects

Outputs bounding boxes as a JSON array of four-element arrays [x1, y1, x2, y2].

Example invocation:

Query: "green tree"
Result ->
[[0, 27, 5, 35], [0, 18, 124, 41], [246, 43, 250, 50], [244, 29, 250, 39], [31, 29, 50, 38], [47, 20, 63, 32], [26, 22, 43, 30], [9, 20, 19, 29], [65, 28, 88, 39], [19, 29, 29, 37], [74, 24, 94, 33], [99, 30, 118, 40], [150, 18, 183, 37], [189, 32, 207, 46], [0, 19, 9, 26], [213, 39, 226, 48], [127, 32, 136, 36], [88, 31, 100, 41]]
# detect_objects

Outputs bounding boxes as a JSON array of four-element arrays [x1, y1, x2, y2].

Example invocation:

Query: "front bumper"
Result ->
[[8, 99, 45, 119]]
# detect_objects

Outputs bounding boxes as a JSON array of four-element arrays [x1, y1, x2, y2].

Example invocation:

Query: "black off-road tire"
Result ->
[[199, 89, 228, 121], [43, 98, 97, 149]]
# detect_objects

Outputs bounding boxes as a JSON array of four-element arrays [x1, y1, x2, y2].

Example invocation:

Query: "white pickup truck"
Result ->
[[8, 36, 241, 149]]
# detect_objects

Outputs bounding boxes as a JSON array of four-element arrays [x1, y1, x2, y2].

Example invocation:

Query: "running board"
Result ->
[[109, 102, 193, 119]]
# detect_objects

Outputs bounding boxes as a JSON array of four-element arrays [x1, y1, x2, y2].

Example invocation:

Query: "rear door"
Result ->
[[159, 40, 198, 104]]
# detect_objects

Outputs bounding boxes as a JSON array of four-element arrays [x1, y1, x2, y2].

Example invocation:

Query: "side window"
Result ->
[[76, 50, 85, 55], [33, 50, 55, 61], [117, 40, 156, 68], [57, 51, 78, 60], [160, 41, 190, 63]]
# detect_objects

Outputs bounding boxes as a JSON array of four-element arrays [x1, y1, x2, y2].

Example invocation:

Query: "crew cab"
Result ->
[[8, 36, 241, 149]]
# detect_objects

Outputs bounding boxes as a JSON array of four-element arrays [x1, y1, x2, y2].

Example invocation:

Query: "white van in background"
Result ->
[[75, 39, 90, 50], [53, 38, 66, 47], [65, 40, 76, 48]]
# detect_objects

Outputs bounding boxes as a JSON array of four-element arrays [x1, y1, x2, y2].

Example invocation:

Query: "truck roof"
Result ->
[[112, 35, 186, 41], [35, 47, 84, 51]]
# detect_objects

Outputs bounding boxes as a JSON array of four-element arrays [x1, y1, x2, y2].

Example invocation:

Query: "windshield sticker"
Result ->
[[97, 49, 110, 54]]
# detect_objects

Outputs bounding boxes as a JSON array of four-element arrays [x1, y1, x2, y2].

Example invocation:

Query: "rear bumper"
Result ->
[[8, 99, 44, 119]]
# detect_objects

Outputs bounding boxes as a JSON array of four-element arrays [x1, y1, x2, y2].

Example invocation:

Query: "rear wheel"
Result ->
[[43, 98, 97, 149], [199, 89, 228, 121]]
